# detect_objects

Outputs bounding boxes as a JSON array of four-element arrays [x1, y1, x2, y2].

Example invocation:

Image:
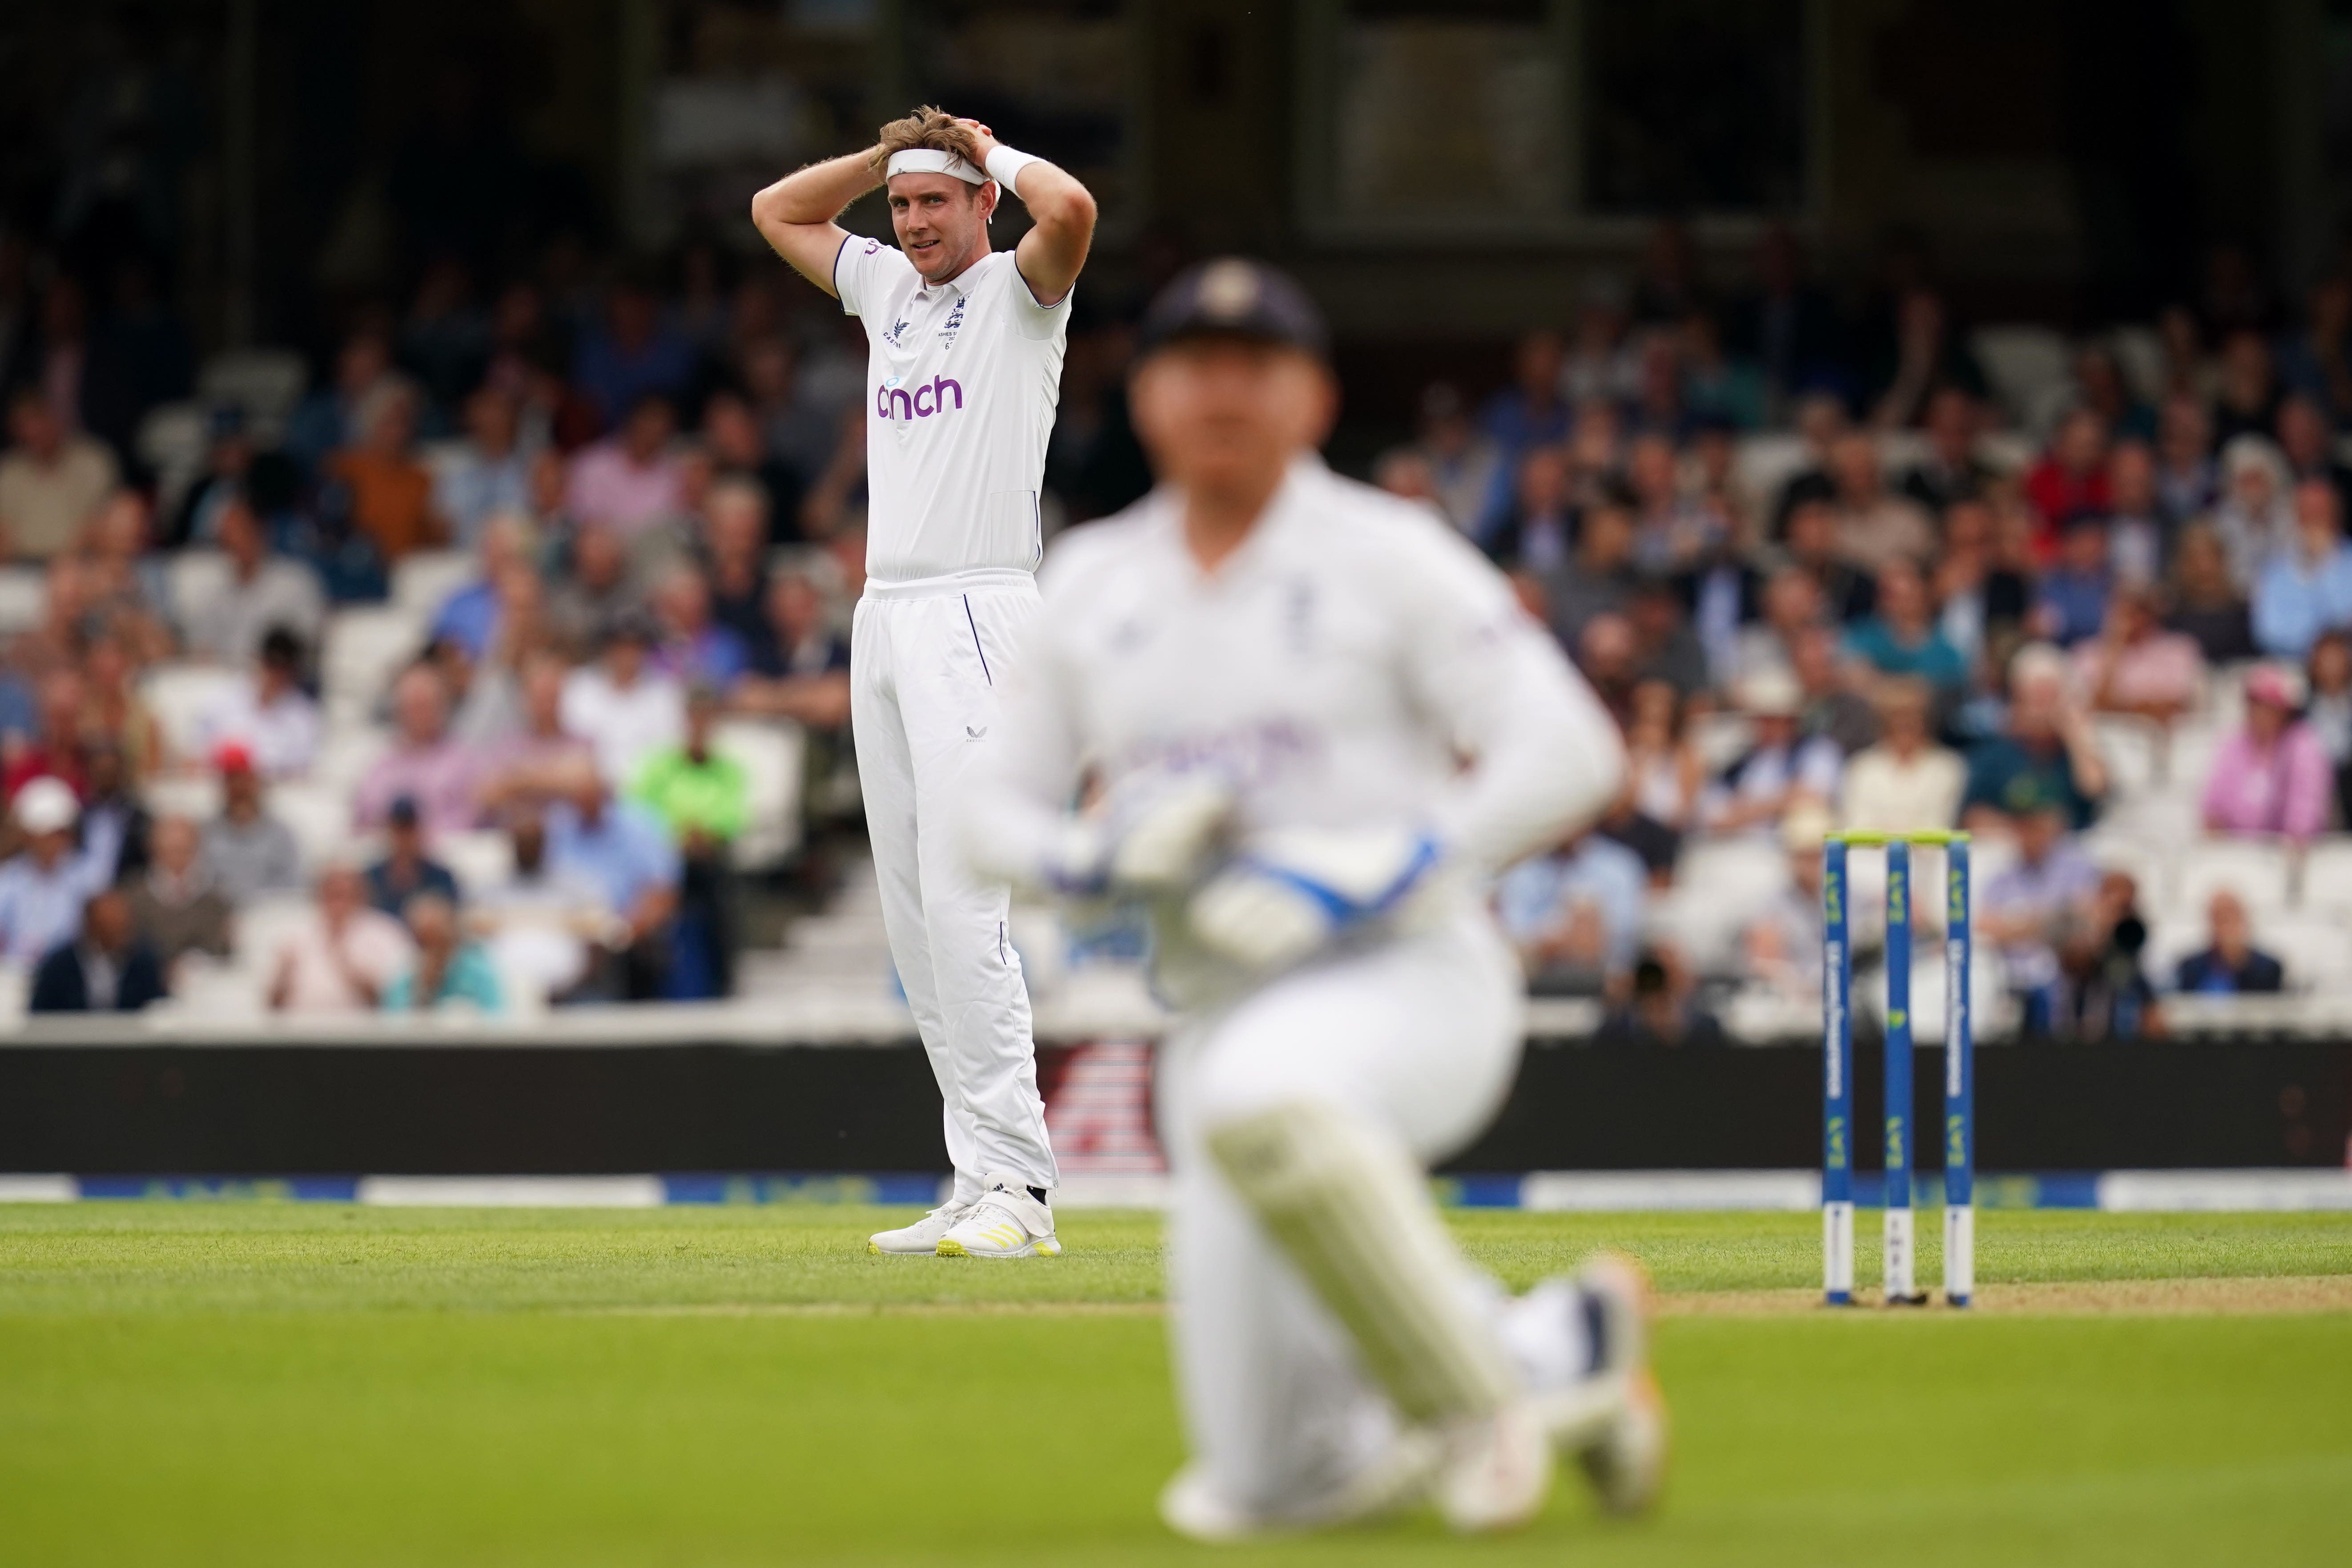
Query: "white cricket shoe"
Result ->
[[1572, 1253, 1669, 1516], [867, 1201, 969, 1255], [1507, 1253, 1669, 1516], [1158, 1433, 1440, 1543], [1431, 1399, 1552, 1534], [935, 1174, 1060, 1258]]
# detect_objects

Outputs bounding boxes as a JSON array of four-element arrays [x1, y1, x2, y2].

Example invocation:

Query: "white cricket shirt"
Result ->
[[834, 239, 1071, 583], [964, 459, 1626, 1003]]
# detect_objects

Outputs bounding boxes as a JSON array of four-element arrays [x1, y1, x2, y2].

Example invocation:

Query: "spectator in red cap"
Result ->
[[192, 627, 319, 778], [199, 744, 302, 905]]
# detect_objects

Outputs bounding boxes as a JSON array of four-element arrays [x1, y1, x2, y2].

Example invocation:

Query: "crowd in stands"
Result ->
[[1408, 230, 2352, 1038], [3, 214, 2352, 1035], [0, 233, 858, 1020]]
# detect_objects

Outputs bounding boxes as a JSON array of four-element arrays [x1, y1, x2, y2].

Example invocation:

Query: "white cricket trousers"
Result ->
[[1156, 909, 1526, 1515], [853, 569, 1057, 1202]]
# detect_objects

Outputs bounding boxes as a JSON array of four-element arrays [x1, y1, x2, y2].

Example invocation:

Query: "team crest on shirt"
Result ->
[[938, 294, 968, 349]]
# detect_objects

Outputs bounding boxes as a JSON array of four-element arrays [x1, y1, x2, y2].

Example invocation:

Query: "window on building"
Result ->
[[1299, 0, 1813, 239]]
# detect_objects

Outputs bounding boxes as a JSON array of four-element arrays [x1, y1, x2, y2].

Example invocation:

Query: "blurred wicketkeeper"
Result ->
[[964, 259, 1669, 1538]]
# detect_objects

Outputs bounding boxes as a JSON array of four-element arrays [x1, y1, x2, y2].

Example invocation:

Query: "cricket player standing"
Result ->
[[752, 107, 1095, 1257], [964, 260, 1668, 1537]]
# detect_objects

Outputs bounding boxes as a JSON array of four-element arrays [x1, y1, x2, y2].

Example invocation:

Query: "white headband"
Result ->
[[886, 149, 987, 185]]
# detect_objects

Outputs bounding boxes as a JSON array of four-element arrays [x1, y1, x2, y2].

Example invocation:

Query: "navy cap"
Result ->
[[1137, 258, 1329, 360]]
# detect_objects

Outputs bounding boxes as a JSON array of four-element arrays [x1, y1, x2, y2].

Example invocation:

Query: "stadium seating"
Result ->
[[136, 402, 211, 513], [321, 607, 424, 723], [2090, 715, 2162, 799], [1969, 324, 2074, 434], [713, 717, 805, 870], [435, 830, 516, 897], [391, 551, 477, 619], [2174, 839, 2295, 918], [0, 567, 44, 635], [164, 551, 233, 633], [2294, 837, 2352, 917], [137, 662, 245, 764], [196, 349, 308, 431], [268, 782, 363, 871]]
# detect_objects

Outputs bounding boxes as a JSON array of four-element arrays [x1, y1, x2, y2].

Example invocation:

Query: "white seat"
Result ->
[[2143, 917, 2207, 990], [1674, 836, 1791, 905], [2262, 915, 2352, 995], [1689, 711, 1753, 775], [321, 606, 424, 713], [2173, 839, 2295, 918], [1969, 324, 2074, 433], [434, 829, 515, 896], [267, 782, 356, 873], [1976, 430, 2034, 474], [2297, 836, 2352, 916], [1730, 433, 1813, 516], [0, 566, 45, 635], [307, 725, 390, 800], [143, 774, 222, 823], [198, 349, 308, 425], [2106, 325, 2168, 405], [1656, 835, 1794, 975], [2162, 718, 2222, 793], [391, 550, 478, 619], [1875, 429, 1931, 473], [2208, 664, 2255, 728], [485, 940, 550, 1019], [136, 400, 211, 517], [713, 717, 806, 871], [2082, 832, 2170, 910], [165, 552, 235, 636], [156, 958, 266, 1023], [0, 960, 26, 1027], [2096, 792, 2201, 857], [137, 662, 248, 764], [228, 893, 318, 977], [2090, 715, 2161, 798]]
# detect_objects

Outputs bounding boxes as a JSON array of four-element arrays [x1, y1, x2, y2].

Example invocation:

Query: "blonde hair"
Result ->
[[869, 105, 982, 177]]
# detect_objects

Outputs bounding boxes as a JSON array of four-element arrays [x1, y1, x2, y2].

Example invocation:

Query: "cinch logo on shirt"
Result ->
[[877, 375, 965, 421]]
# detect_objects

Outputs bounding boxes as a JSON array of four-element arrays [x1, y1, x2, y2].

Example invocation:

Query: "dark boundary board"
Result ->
[[4, 1035, 2345, 1176]]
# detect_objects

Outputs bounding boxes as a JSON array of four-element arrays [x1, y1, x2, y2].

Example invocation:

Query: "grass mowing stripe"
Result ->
[[1, 1208, 2346, 1316], [2, 1309, 2346, 1567]]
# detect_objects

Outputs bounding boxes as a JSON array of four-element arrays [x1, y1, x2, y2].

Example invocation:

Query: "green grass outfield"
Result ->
[[2, 1205, 2348, 1567]]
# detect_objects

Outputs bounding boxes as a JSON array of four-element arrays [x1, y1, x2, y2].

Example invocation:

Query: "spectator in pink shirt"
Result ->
[[2201, 664, 2332, 841], [563, 393, 683, 538], [2073, 585, 2206, 726], [354, 664, 483, 835]]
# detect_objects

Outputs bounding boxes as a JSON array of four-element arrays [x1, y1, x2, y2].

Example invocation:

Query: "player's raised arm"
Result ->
[[749, 149, 883, 298], [958, 119, 1097, 307]]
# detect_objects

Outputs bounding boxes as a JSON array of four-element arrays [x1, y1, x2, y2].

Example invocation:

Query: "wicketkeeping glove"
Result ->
[[1040, 774, 1237, 898], [1187, 825, 1446, 972]]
